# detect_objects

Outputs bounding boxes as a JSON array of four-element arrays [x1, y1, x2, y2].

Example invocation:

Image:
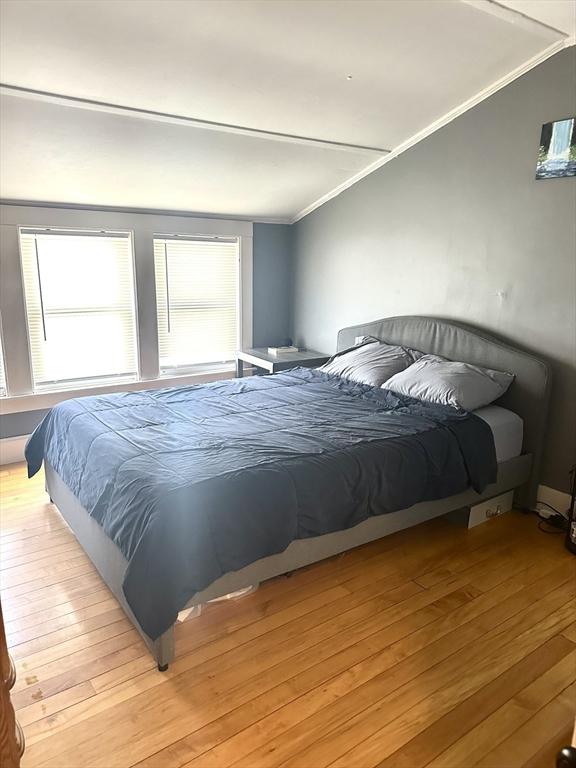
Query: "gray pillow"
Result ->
[[320, 341, 413, 387], [356, 335, 423, 361], [383, 354, 514, 410]]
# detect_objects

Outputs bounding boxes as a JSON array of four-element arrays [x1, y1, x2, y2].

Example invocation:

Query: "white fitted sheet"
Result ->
[[474, 405, 524, 463]]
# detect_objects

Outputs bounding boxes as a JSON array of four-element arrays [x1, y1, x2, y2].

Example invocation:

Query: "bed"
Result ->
[[26, 316, 551, 669]]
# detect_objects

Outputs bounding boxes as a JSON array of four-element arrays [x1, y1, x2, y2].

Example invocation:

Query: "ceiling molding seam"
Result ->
[[0, 83, 389, 156]]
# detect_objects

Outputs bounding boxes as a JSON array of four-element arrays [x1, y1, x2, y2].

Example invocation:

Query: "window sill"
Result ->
[[0, 365, 236, 415]]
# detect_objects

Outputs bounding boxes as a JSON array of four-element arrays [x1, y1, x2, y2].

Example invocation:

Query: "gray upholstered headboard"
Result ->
[[337, 316, 551, 509]]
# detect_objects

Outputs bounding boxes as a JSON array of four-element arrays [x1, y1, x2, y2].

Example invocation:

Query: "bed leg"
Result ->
[[44, 482, 53, 503], [153, 626, 175, 671]]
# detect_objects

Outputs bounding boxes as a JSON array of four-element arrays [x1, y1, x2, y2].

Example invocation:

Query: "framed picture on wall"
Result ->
[[536, 117, 576, 179]]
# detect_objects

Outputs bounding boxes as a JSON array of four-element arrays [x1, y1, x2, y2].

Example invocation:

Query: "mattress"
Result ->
[[474, 405, 523, 463]]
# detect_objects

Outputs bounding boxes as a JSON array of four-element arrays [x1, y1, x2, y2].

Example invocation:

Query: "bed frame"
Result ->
[[44, 316, 551, 669]]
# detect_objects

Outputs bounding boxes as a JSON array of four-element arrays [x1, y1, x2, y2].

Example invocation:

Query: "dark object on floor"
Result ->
[[158, 663, 169, 672], [565, 465, 576, 555], [557, 746, 576, 768]]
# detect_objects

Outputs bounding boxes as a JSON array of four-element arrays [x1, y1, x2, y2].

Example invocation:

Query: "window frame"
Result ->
[[153, 233, 241, 377], [0, 313, 7, 398], [19, 227, 141, 393], [0, 205, 253, 413]]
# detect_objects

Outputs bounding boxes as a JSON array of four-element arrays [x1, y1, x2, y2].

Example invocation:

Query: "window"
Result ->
[[154, 236, 239, 373], [20, 229, 139, 391]]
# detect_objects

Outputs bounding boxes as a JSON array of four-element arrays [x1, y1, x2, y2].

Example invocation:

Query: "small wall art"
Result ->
[[536, 117, 576, 179]]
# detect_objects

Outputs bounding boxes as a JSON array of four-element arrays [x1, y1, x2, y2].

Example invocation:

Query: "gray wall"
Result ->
[[292, 48, 576, 493], [253, 223, 293, 347]]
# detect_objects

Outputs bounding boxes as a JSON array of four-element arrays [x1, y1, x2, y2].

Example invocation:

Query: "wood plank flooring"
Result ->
[[0, 462, 574, 768]]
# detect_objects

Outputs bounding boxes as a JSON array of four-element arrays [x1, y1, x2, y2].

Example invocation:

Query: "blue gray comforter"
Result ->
[[26, 368, 496, 639]]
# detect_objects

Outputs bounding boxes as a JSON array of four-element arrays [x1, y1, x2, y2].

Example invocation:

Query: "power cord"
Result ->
[[524, 465, 575, 543], [529, 503, 568, 535], [536, 500, 568, 519], [536, 514, 568, 535]]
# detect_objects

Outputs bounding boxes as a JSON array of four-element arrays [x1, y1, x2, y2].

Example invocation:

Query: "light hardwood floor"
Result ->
[[0, 461, 575, 768]]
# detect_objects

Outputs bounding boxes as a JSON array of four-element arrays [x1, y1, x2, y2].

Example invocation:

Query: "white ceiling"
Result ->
[[0, 94, 374, 220], [0, 0, 573, 222]]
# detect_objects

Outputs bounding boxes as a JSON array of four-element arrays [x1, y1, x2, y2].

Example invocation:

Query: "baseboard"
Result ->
[[0, 435, 29, 465], [537, 484, 571, 515]]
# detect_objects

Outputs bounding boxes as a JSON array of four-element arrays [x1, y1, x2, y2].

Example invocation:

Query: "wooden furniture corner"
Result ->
[[0, 599, 24, 768]]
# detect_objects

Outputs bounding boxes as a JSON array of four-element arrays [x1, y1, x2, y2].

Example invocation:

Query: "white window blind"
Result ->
[[154, 236, 239, 372], [20, 229, 139, 391]]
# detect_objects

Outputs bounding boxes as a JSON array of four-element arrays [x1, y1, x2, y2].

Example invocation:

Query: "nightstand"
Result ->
[[235, 348, 329, 377]]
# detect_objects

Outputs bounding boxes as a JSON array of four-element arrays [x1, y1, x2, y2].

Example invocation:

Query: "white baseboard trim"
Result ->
[[0, 435, 30, 466], [537, 484, 571, 514]]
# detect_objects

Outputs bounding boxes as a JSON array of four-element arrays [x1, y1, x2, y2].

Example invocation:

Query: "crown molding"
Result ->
[[291, 37, 572, 224], [463, 0, 570, 39]]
